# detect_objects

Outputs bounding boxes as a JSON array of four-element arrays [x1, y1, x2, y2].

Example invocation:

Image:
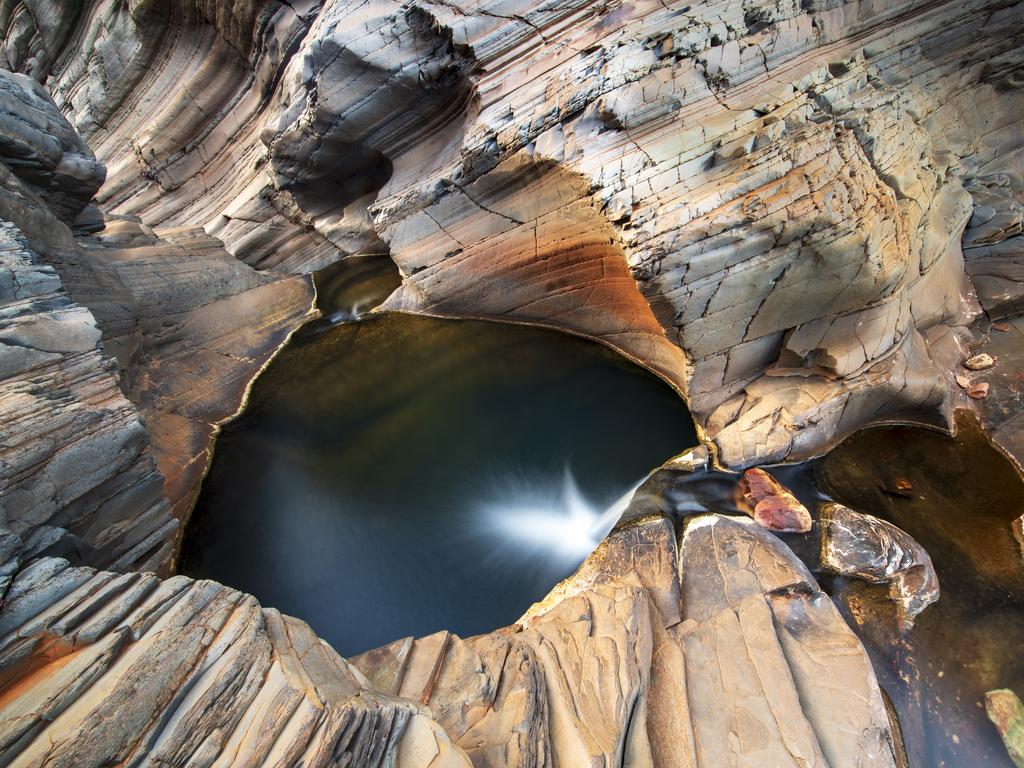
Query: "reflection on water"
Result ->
[[816, 413, 1024, 768], [179, 310, 697, 655]]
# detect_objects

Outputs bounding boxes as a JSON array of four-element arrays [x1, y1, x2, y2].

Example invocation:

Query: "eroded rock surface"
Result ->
[[0, 70, 175, 575], [820, 502, 939, 629], [350, 512, 898, 767], [74, 218, 314, 522], [0, 1, 1019, 766], [0, 555, 470, 767], [0, 65, 314, 545], [1, 0, 1021, 466]]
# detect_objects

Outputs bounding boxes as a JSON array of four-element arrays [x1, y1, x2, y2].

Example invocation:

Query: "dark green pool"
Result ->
[[179, 266, 697, 654]]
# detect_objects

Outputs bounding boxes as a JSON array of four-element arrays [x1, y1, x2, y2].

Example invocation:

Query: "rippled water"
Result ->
[[179, 262, 697, 654]]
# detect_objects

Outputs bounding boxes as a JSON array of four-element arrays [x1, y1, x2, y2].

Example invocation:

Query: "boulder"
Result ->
[[820, 502, 939, 629], [986, 689, 1024, 768], [735, 468, 813, 532]]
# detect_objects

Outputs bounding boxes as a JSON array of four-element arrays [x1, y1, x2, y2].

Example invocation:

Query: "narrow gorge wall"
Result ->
[[0, 63, 313, 575], [3, 0, 1020, 468]]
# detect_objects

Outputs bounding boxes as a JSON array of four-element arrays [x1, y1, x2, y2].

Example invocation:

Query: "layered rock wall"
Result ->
[[0, 65, 313, 572], [0, 490, 901, 768], [4, 0, 1021, 466], [0, 555, 469, 767], [0, 70, 175, 575]]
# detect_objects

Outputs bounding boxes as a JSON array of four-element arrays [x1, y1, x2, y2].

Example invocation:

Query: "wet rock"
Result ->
[[877, 467, 916, 498], [964, 353, 996, 370], [820, 503, 939, 629], [735, 468, 813, 532], [994, 322, 1012, 332], [664, 445, 710, 473], [986, 689, 1024, 768], [967, 382, 990, 399]]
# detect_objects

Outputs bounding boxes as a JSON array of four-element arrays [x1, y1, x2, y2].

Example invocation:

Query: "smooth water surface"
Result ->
[[817, 414, 1024, 768], [180, 308, 697, 655]]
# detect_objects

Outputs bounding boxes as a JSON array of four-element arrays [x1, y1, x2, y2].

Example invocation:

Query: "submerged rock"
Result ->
[[964, 353, 996, 371], [820, 502, 939, 629], [986, 689, 1024, 768], [735, 468, 813, 532], [967, 381, 991, 399]]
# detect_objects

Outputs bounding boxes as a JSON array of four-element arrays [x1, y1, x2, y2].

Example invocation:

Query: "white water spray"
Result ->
[[326, 298, 372, 324], [482, 469, 642, 563]]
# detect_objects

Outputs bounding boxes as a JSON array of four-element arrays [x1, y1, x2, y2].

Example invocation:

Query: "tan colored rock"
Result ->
[[680, 514, 897, 767], [348, 509, 897, 768], [964, 353, 995, 370], [76, 217, 315, 522], [0, 556, 471, 768]]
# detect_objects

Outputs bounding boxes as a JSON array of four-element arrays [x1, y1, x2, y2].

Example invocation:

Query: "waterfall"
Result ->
[[482, 468, 643, 563]]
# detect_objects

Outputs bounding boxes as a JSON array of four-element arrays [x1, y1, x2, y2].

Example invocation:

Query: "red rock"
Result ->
[[735, 469, 813, 533], [993, 322, 1012, 332], [967, 382, 990, 399]]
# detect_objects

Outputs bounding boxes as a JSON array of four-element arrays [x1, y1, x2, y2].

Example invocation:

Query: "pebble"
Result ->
[[964, 353, 995, 371], [967, 382, 989, 399]]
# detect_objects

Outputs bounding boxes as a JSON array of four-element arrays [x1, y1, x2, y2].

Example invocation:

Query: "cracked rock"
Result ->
[[820, 502, 939, 630]]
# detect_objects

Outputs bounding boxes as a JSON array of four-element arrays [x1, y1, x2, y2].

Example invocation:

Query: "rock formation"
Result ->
[[1, 0, 1020, 467], [0, 0, 1022, 765], [0, 492, 900, 767], [0, 65, 313, 571], [0, 556, 469, 767], [819, 502, 939, 629]]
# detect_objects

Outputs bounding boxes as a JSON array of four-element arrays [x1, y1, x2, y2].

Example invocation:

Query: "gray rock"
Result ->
[[820, 502, 939, 629]]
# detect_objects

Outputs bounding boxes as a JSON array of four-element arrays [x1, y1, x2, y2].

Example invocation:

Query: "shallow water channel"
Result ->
[[816, 416, 1024, 768]]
